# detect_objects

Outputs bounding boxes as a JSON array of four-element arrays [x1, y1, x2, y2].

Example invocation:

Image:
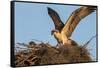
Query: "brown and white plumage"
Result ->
[[48, 7, 64, 32], [48, 6, 96, 45], [62, 6, 96, 38]]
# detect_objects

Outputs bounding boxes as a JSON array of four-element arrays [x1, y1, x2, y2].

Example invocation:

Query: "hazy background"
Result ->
[[15, 2, 97, 60]]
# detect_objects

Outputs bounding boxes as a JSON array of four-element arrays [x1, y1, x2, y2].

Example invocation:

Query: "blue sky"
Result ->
[[15, 2, 97, 60]]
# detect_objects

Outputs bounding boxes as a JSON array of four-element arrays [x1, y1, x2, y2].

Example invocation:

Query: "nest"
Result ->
[[14, 41, 92, 67]]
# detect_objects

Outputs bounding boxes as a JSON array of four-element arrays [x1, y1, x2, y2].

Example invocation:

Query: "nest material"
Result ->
[[15, 41, 92, 67]]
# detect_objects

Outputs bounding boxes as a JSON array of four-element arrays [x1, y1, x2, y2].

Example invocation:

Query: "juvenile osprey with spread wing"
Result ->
[[47, 6, 96, 45]]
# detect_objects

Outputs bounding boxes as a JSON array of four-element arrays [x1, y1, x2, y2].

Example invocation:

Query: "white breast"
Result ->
[[54, 32, 62, 43]]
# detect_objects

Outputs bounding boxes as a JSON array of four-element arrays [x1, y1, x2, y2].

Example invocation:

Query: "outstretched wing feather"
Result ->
[[62, 6, 97, 37], [48, 7, 64, 31]]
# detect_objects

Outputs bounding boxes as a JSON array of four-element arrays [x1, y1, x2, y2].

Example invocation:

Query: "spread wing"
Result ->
[[61, 6, 97, 37], [48, 7, 64, 31]]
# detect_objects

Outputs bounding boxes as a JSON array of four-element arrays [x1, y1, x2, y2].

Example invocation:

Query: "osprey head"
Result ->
[[51, 29, 59, 35]]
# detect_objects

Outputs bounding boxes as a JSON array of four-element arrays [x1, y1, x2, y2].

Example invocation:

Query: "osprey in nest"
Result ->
[[48, 6, 96, 45]]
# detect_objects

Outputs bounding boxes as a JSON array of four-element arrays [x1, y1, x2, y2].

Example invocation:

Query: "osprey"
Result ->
[[48, 6, 96, 45]]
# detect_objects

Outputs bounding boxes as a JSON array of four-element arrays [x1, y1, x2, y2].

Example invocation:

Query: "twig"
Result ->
[[82, 34, 97, 48], [15, 46, 35, 50], [16, 43, 28, 47], [32, 39, 44, 43]]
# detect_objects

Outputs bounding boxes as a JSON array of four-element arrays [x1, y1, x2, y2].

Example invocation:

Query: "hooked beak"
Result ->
[[51, 30, 54, 35], [51, 29, 59, 35]]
